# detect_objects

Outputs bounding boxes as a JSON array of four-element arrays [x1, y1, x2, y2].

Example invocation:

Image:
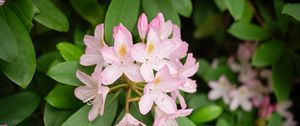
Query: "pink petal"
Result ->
[[181, 62, 199, 78], [88, 98, 101, 121], [155, 92, 177, 114], [117, 113, 146, 126], [157, 78, 183, 92], [160, 60, 178, 74], [140, 63, 154, 82], [84, 35, 98, 50], [113, 24, 133, 52], [123, 62, 144, 82], [180, 79, 197, 93], [160, 20, 173, 40], [230, 99, 239, 111], [241, 100, 252, 111], [101, 47, 119, 64], [139, 92, 155, 115], [131, 43, 147, 62], [76, 70, 97, 87], [138, 13, 148, 40], [155, 66, 171, 79], [154, 39, 175, 58], [171, 91, 187, 109], [101, 64, 123, 85], [91, 65, 103, 83], [94, 24, 104, 40], [172, 25, 181, 39], [169, 40, 188, 60], [208, 90, 221, 100], [74, 86, 95, 102], [99, 86, 110, 115], [80, 54, 100, 66], [146, 28, 160, 48]]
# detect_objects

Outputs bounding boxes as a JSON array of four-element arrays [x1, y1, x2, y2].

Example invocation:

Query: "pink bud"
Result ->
[[138, 13, 148, 40]]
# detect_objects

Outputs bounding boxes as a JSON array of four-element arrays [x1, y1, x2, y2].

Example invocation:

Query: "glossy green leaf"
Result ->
[[236, 109, 255, 126], [74, 23, 89, 46], [44, 104, 74, 126], [190, 105, 223, 124], [171, 0, 192, 17], [62, 94, 118, 126], [282, 3, 300, 21], [6, 0, 39, 31], [45, 84, 83, 109], [47, 61, 93, 86], [214, 0, 227, 11], [33, 0, 69, 32], [0, 92, 40, 125], [204, 65, 236, 83], [105, 0, 140, 44], [177, 117, 197, 126], [0, 7, 36, 88], [70, 0, 105, 25], [240, 2, 253, 22], [228, 22, 269, 41], [268, 113, 282, 126], [142, 0, 180, 26], [57, 42, 84, 61], [216, 114, 235, 126], [225, 0, 246, 20], [37, 52, 62, 73], [252, 40, 284, 67], [272, 52, 293, 101], [187, 94, 214, 110], [197, 58, 211, 76], [0, 16, 18, 62]]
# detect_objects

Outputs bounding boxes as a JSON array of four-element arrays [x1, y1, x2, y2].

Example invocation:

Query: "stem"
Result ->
[[134, 85, 144, 91], [109, 83, 127, 92], [129, 97, 140, 102], [132, 87, 143, 96], [249, 0, 265, 26], [125, 88, 132, 113]]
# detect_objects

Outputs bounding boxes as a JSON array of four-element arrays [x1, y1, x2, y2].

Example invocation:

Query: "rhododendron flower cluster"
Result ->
[[74, 13, 199, 125], [208, 42, 297, 126]]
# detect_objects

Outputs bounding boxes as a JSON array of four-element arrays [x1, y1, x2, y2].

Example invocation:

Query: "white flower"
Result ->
[[208, 75, 235, 104], [116, 113, 146, 126], [229, 86, 254, 111]]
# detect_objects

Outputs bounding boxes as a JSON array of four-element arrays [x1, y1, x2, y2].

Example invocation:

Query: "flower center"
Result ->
[[118, 43, 127, 57], [147, 42, 154, 54], [153, 77, 161, 84]]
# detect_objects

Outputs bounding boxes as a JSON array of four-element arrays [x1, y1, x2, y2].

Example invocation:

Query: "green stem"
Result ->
[[109, 83, 127, 92], [125, 88, 132, 113]]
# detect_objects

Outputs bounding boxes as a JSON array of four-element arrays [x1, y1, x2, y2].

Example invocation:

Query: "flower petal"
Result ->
[[230, 99, 239, 111], [113, 23, 133, 52], [88, 97, 101, 121], [208, 90, 221, 100], [160, 20, 173, 40], [180, 79, 197, 93], [101, 64, 123, 85], [131, 43, 147, 62], [76, 70, 97, 87], [80, 54, 100, 66], [155, 92, 177, 114], [139, 92, 154, 115], [123, 62, 144, 82], [140, 63, 154, 82], [99, 86, 110, 115], [83, 35, 98, 50], [154, 39, 175, 58], [181, 62, 199, 78], [101, 47, 119, 64], [241, 100, 252, 112], [172, 25, 181, 39], [138, 13, 148, 40], [74, 86, 95, 102]]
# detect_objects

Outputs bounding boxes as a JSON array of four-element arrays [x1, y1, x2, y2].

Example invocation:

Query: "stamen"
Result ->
[[118, 43, 127, 57], [146, 42, 154, 54]]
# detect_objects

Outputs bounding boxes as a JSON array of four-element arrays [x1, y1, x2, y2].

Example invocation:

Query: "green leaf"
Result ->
[[268, 113, 283, 126], [142, 0, 180, 26], [252, 40, 284, 67], [46, 84, 83, 109], [37, 52, 62, 73], [6, 0, 39, 31], [190, 105, 223, 124], [214, 0, 227, 11], [74, 23, 89, 46], [197, 58, 211, 76], [204, 65, 236, 83], [57, 42, 84, 61], [216, 114, 235, 126], [240, 2, 254, 22], [62, 94, 118, 126], [0, 16, 18, 62], [282, 3, 300, 21], [44, 104, 74, 126], [0, 92, 40, 125], [236, 109, 255, 126], [105, 0, 140, 44], [272, 51, 293, 101], [33, 0, 69, 32], [47, 61, 93, 86], [0, 7, 36, 88], [228, 22, 269, 41], [171, 0, 193, 17], [129, 102, 153, 125], [70, 0, 105, 25], [187, 94, 214, 110], [225, 0, 246, 20], [177, 117, 197, 126]]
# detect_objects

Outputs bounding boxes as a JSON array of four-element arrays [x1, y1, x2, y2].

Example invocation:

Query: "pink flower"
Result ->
[[137, 13, 148, 41], [139, 66, 183, 115], [148, 13, 173, 40], [229, 86, 254, 111], [283, 119, 297, 126], [80, 24, 108, 67], [228, 57, 257, 83], [276, 101, 294, 119], [0, 0, 5, 6], [116, 113, 146, 126], [101, 23, 143, 85], [153, 107, 193, 126], [208, 75, 235, 104], [244, 80, 270, 107], [131, 28, 176, 82], [258, 96, 274, 118], [74, 66, 109, 121], [237, 42, 256, 62], [169, 25, 188, 61]]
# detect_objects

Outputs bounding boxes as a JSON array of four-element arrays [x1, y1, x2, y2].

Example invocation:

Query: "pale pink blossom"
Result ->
[[153, 107, 193, 126], [80, 24, 108, 67], [137, 13, 148, 41], [0, 0, 5, 6], [276, 101, 294, 119], [131, 28, 176, 82], [168, 25, 188, 60], [229, 86, 254, 111], [116, 113, 146, 126], [74, 66, 109, 121], [148, 13, 173, 40], [283, 118, 297, 126], [139, 67, 183, 115], [245, 80, 270, 107], [237, 42, 256, 62], [101, 23, 143, 85], [208, 75, 235, 104], [228, 57, 257, 83], [258, 96, 274, 118]]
